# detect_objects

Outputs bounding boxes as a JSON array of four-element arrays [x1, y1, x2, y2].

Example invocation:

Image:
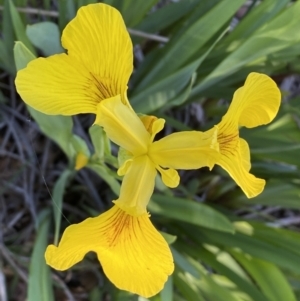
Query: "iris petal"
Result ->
[[45, 205, 174, 298], [62, 3, 133, 104], [15, 54, 99, 115], [216, 137, 265, 198], [149, 129, 219, 170], [224, 72, 281, 128], [114, 155, 157, 216], [96, 97, 150, 155]]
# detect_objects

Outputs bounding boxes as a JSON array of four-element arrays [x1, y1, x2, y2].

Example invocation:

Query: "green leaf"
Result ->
[[136, 0, 245, 89], [172, 247, 199, 278], [149, 195, 234, 233], [131, 60, 200, 113], [52, 169, 73, 245], [232, 252, 297, 301], [163, 72, 197, 110], [249, 222, 300, 257], [178, 243, 269, 301], [198, 273, 244, 301], [193, 1, 300, 94], [13, 41, 35, 70], [27, 106, 75, 159], [78, 0, 98, 6], [9, 0, 36, 55], [70, 135, 90, 158], [160, 232, 177, 245], [233, 180, 300, 209], [58, 0, 76, 30], [89, 124, 111, 160], [136, 0, 200, 34], [131, 28, 227, 113], [113, 0, 159, 27], [174, 270, 206, 301], [1, 0, 16, 74], [160, 276, 173, 301], [27, 209, 54, 301], [87, 163, 120, 196], [223, 0, 290, 45], [190, 226, 300, 274], [26, 22, 64, 56]]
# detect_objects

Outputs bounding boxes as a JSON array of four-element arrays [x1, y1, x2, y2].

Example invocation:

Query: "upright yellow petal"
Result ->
[[140, 115, 166, 141], [114, 155, 157, 216], [62, 3, 133, 105], [224, 73, 281, 128], [216, 137, 265, 198], [15, 54, 100, 115], [96, 97, 150, 155], [45, 205, 174, 298], [149, 129, 219, 170]]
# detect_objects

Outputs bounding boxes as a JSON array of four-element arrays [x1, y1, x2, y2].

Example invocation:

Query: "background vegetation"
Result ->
[[1, 0, 300, 300]]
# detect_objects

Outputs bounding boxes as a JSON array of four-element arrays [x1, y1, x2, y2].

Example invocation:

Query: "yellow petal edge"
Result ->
[[45, 205, 174, 298], [225, 72, 281, 128]]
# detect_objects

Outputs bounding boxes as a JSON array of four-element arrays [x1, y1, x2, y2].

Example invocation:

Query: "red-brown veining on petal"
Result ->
[[99, 207, 143, 248], [217, 122, 239, 158], [83, 73, 122, 103]]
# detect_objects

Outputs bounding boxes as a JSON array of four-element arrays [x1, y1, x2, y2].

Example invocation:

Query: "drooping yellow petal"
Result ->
[[224, 73, 281, 128], [156, 166, 180, 188], [240, 138, 251, 172], [15, 54, 100, 115], [96, 97, 150, 155], [62, 3, 133, 105], [149, 128, 219, 170], [215, 137, 265, 198], [45, 205, 174, 298], [114, 155, 157, 216]]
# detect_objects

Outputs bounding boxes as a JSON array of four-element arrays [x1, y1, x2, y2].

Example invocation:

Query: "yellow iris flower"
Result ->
[[15, 3, 218, 297], [14, 1, 281, 298], [45, 95, 219, 298], [43, 72, 280, 297]]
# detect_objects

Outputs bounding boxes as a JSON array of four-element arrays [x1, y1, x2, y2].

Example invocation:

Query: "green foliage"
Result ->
[[3, 0, 300, 300], [26, 22, 64, 56], [27, 209, 54, 301], [52, 170, 74, 245], [149, 194, 234, 233]]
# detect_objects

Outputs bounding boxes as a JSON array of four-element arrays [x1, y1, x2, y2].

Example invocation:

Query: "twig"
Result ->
[[0, 245, 28, 283], [2, 6, 58, 17], [52, 273, 76, 301], [127, 28, 169, 43], [0, 6, 169, 43], [0, 209, 7, 301], [0, 260, 7, 301], [270, 216, 300, 227]]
